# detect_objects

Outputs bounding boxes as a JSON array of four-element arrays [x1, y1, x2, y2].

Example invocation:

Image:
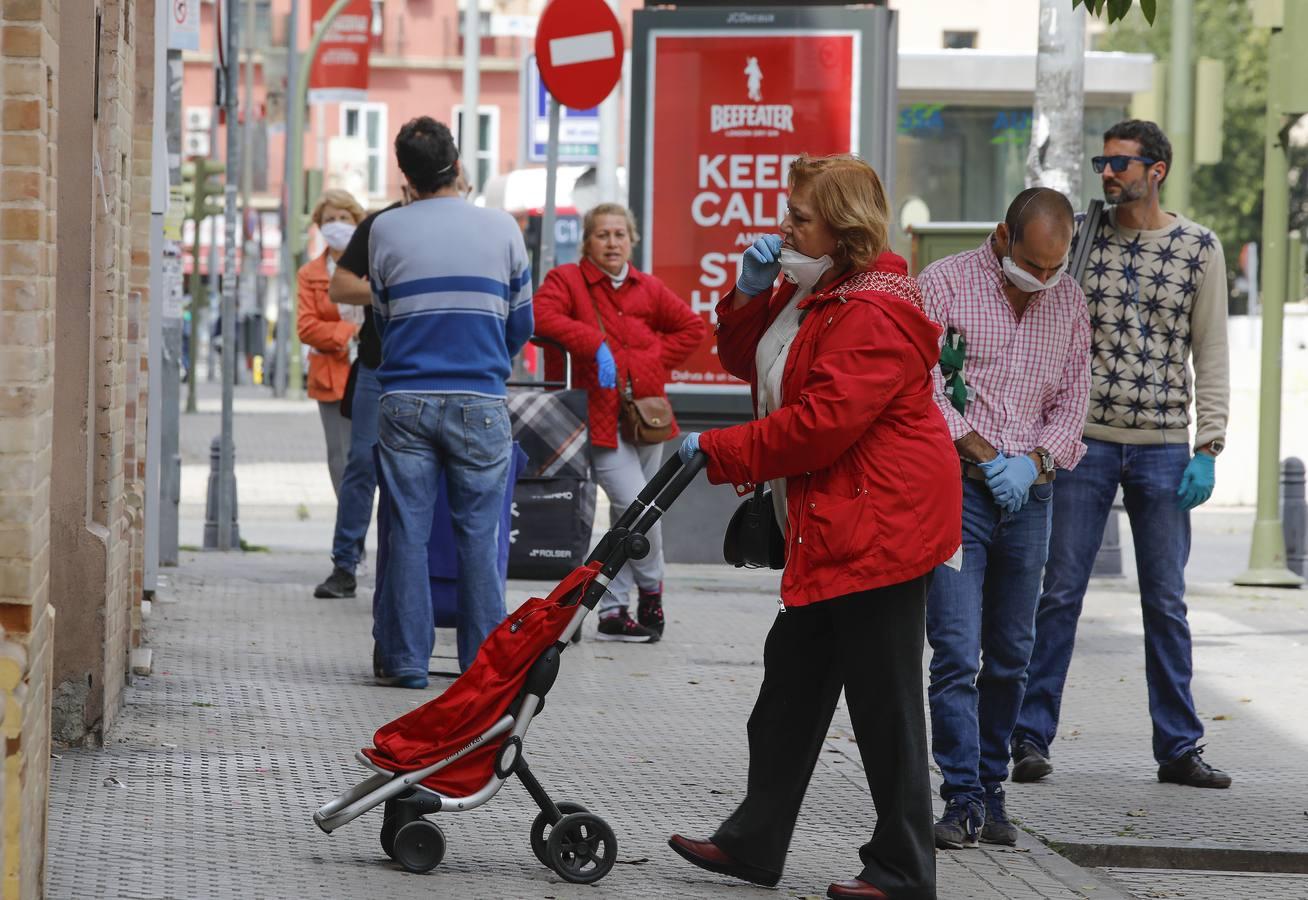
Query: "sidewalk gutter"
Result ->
[[1014, 831, 1135, 899], [1047, 837, 1308, 875]]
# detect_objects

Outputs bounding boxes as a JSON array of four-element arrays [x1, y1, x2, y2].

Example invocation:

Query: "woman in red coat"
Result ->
[[533, 203, 705, 642], [668, 155, 960, 900]]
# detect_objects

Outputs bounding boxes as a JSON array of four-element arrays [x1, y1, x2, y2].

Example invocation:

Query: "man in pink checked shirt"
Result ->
[[917, 188, 1091, 853]]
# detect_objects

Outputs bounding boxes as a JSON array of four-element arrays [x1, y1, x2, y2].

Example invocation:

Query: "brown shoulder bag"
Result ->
[[588, 290, 676, 445]]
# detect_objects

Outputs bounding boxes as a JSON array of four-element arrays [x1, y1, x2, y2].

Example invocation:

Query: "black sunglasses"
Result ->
[[1091, 154, 1157, 174]]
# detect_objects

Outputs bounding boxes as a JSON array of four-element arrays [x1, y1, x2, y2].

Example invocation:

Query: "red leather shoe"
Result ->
[[827, 878, 890, 899], [667, 835, 781, 887]]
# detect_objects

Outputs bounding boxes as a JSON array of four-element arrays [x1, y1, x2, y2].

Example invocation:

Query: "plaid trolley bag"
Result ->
[[506, 341, 596, 581]]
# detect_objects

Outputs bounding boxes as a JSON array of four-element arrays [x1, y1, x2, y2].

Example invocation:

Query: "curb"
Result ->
[[1046, 837, 1308, 875], [1013, 830, 1135, 899]]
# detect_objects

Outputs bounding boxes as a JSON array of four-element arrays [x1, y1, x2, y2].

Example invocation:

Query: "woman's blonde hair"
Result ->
[[311, 188, 366, 227], [582, 202, 641, 246], [788, 154, 890, 269]]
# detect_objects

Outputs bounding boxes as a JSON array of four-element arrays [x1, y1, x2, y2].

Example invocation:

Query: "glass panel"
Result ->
[[369, 155, 381, 195], [366, 109, 380, 149], [478, 112, 492, 146], [478, 158, 491, 189], [344, 108, 359, 137]]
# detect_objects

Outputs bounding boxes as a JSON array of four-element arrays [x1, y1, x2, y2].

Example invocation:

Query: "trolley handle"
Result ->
[[507, 336, 572, 391]]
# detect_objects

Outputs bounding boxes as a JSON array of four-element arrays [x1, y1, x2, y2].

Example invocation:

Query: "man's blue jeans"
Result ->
[[1014, 438, 1203, 765], [373, 392, 512, 676], [928, 476, 1053, 804], [331, 364, 381, 574]]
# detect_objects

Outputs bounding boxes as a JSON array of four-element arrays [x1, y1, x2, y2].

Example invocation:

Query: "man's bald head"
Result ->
[[995, 188, 1075, 290], [1004, 187, 1075, 246]]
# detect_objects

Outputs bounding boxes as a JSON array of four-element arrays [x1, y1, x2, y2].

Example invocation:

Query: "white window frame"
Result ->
[[452, 104, 501, 190], [339, 102, 388, 200]]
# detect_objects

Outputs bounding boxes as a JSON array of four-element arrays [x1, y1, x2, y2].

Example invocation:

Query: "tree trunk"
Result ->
[[1026, 0, 1087, 199]]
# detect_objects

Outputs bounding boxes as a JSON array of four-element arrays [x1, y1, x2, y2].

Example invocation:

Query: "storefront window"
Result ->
[[892, 104, 1125, 251]]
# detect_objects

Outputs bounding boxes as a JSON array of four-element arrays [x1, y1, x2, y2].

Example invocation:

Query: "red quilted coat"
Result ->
[[700, 252, 962, 607], [532, 258, 705, 449]]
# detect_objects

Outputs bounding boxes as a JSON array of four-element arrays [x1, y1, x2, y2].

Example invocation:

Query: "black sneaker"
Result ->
[[1011, 739, 1053, 783], [933, 797, 982, 850], [595, 609, 659, 643], [314, 566, 356, 599], [1158, 745, 1231, 788], [637, 586, 665, 637], [979, 784, 1019, 846]]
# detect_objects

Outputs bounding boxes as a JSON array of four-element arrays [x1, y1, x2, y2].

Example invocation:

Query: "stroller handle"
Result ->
[[607, 449, 706, 537]]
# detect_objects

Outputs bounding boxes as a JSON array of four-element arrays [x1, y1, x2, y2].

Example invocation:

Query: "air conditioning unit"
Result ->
[[184, 131, 211, 158], [185, 106, 211, 133]]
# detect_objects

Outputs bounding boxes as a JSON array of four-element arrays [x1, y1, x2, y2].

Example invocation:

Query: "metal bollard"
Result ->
[[1284, 457, 1306, 576], [1091, 490, 1125, 578], [203, 436, 241, 549]]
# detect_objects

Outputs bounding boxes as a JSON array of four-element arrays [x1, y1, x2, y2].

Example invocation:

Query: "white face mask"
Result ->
[[1002, 251, 1065, 293], [778, 247, 835, 294], [321, 220, 355, 253]]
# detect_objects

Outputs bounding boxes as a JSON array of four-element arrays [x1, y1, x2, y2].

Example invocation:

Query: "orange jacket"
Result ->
[[297, 252, 358, 402]]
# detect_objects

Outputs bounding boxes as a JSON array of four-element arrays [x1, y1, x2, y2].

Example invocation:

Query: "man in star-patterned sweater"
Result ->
[[1012, 120, 1232, 790]]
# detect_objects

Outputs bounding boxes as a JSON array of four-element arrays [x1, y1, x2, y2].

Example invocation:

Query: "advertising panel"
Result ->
[[308, 0, 373, 104], [642, 31, 860, 389], [524, 54, 601, 164]]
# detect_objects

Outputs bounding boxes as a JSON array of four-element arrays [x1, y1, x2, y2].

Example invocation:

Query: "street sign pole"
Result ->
[[541, 98, 562, 273], [274, 0, 298, 398], [218, 0, 241, 551]]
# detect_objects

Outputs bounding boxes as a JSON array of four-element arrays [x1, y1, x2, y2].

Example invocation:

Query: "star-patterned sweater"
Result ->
[[1078, 209, 1229, 448]]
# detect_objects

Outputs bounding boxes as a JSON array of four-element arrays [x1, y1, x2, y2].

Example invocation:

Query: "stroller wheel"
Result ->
[[529, 801, 588, 868], [545, 812, 617, 884], [393, 819, 446, 873]]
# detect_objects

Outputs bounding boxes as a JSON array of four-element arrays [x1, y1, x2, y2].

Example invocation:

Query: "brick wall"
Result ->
[[94, 0, 138, 725], [0, 0, 60, 893]]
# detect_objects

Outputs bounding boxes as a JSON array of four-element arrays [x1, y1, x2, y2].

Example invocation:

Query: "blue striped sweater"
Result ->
[[368, 197, 533, 397]]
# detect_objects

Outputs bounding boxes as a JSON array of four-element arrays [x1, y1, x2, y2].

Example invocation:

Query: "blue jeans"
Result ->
[[373, 392, 512, 676], [1015, 438, 1202, 764], [331, 364, 382, 573], [928, 477, 1053, 804]]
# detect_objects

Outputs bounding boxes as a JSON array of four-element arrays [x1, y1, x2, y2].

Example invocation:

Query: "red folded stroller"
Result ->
[[314, 453, 705, 885]]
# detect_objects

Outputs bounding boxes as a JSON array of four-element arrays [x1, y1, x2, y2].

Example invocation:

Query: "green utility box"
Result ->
[[907, 222, 993, 275]]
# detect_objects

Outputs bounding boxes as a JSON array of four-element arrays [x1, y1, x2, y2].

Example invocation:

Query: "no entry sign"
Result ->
[[535, 0, 624, 110]]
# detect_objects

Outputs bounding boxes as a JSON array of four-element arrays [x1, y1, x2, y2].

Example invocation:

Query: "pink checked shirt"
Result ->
[[918, 238, 1092, 470]]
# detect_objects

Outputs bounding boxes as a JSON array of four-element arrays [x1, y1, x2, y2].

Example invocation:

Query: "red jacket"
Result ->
[[532, 258, 705, 449], [700, 252, 962, 607]]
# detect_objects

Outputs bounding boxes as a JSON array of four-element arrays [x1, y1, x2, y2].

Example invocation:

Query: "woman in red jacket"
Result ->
[[298, 189, 366, 499], [667, 156, 960, 900], [533, 203, 705, 642]]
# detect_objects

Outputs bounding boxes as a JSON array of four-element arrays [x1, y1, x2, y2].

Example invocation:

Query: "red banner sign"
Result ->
[[308, 0, 373, 104], [644, 33, 859, 388]]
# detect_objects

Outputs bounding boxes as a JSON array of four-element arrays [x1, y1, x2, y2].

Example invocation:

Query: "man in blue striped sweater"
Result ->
[[369, 117, 533, 687]]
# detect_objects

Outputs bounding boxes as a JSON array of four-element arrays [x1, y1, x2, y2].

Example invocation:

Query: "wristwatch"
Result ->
[[1200, 439, 1224, 457], [1035, 447, 1055, 475]]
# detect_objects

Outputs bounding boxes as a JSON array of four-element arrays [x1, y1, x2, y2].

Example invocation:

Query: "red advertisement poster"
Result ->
[[308, 0, 373, 103], [644, 33, 859, 388]]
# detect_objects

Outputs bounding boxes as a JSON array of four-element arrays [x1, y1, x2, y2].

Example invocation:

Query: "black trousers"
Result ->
[[712, 575, 936, 900]]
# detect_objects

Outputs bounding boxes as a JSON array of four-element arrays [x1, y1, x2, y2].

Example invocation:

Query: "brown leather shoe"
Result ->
[[667, 835, 781, 887], [827, 878, 890, 899]]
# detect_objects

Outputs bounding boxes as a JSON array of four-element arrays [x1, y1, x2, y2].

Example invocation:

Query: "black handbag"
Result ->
[[723, 485, 786, 570]]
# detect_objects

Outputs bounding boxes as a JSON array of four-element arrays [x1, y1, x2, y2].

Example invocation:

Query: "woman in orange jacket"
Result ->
[[298, 189, 366, 498]]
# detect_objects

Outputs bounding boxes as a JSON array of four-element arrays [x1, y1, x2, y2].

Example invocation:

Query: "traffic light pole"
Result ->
[[1235, 17, 1304, 587], [218, 0, 242, 551], [284, 0, 352, 399], [1164, 0, 1193, 216]]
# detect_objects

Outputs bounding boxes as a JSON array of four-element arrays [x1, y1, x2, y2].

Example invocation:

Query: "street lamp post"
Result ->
[[284, 0, 353, 399]]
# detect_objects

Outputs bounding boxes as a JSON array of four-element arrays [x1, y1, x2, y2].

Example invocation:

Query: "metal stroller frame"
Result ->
[[314, 452, 706, 884]]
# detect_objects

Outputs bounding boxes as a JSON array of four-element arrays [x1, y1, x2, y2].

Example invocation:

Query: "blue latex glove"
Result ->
[[595, 342, 617, 389], [1176, 452, 1215, 510], [679, 432, 702, 464], [737, 234, 783, 296], [986, 453, 1038, 513]]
